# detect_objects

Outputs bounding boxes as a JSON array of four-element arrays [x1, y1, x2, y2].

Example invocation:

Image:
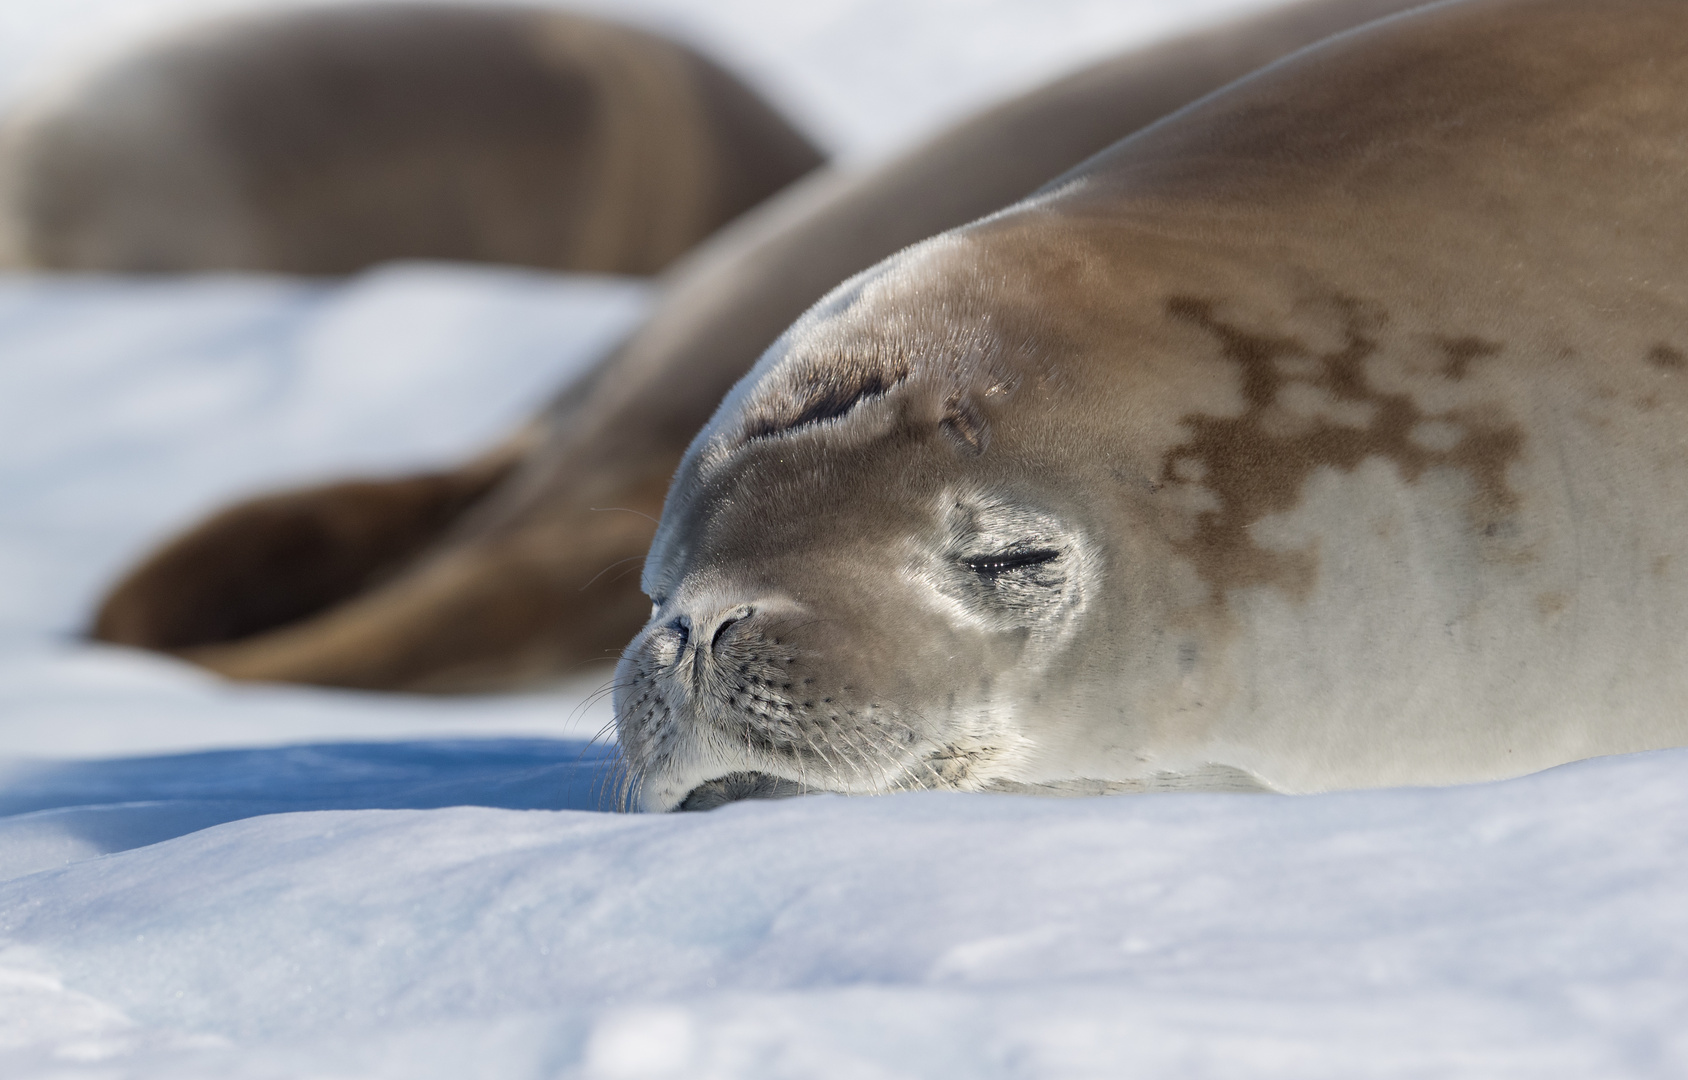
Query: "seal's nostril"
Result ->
[[668, 615, 691, 648], [710, 605, 754, 651]]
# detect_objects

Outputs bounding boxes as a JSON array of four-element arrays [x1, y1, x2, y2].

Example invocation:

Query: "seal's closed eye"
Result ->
[[964, 548, 1061, 577]]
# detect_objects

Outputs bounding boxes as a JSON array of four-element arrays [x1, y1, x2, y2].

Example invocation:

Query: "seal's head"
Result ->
[[613, 213, 1224, 811]]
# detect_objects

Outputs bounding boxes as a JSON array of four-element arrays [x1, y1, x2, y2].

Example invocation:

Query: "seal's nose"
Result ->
[[700, 604, 753, 652], [638, 599, 768, 682], [679, 603, 754, 685]]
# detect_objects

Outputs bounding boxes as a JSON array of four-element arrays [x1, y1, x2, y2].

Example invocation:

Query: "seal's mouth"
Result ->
[[676, 771, 811, 811]]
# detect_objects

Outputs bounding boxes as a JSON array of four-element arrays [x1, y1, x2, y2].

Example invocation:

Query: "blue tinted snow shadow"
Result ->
[[0, 739, 624, 879], [0, 738, 623, 816]]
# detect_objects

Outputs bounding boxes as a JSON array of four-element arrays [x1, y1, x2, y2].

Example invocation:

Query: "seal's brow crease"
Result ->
[[740, 342, 916, 441]]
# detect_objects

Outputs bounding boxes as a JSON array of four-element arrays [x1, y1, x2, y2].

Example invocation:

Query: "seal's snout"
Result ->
[[615, 587, 938, 810]]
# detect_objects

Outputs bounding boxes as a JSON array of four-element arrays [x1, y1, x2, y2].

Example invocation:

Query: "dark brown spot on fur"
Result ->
[[1437, 336, 1501, 380], [1161, 296, 1523, 600], [1648, 344, 1685, 370], [940, 395, 989, 454]]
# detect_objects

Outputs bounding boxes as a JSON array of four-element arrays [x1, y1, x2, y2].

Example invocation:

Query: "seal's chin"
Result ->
[[676, 771, 813, 811]]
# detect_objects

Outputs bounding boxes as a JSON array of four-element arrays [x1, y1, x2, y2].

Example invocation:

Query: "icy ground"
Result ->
[[3, 0, 1688, 1076]]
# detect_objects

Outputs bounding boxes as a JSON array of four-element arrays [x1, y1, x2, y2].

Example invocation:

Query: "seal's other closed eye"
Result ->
[[741, 354, 911, 442]]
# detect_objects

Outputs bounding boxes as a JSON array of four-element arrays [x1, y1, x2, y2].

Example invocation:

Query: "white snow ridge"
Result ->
[[5, 756, 1688, 1077], [2, 1, 1686, 1077]]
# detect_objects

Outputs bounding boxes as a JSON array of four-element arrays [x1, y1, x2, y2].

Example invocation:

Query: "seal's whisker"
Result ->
[[825, 726, 876, 791], [569, 677, 638, 726], [578, 555, 647, 593], [825, 715, 908, 795], [801, 729, 848, 792], [588, 506, 661, 527]]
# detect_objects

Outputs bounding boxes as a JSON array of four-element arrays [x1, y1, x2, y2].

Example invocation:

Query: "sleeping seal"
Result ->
[[0, 3, 822, 273], [89, 0, 1430, 690], [618, 0, 1688, 810]]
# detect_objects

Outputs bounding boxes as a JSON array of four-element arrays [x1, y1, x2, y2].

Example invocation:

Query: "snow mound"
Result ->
[[4, 747, 1688, 1077]]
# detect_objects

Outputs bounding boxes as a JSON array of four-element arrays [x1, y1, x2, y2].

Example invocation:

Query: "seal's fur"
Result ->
[[0, 4, 823, 274], [620, 0, 1688, 809]]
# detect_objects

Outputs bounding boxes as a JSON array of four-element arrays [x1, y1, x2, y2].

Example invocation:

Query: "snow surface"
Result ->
[[3, 0, 1687, 1076], [6, 752, 1688, 1078]]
